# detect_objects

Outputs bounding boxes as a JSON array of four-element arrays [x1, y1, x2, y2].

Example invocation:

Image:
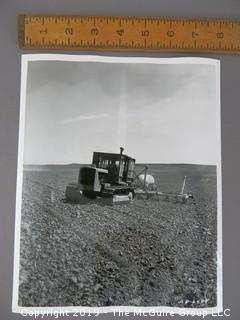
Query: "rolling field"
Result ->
[[18, 164, 218, 308]]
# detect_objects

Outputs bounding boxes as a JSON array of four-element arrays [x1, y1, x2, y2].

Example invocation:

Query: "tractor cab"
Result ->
[[92, 147, 135, 185]]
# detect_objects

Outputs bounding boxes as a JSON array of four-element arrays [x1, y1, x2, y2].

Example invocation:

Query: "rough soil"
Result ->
[[18, 164, 217, 308]]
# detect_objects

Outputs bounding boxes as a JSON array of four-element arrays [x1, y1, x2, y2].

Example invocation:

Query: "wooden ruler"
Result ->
[[18, 15, 240, 54]]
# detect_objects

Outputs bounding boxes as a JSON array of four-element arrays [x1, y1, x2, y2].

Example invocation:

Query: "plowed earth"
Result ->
[[18, 164, 217, 308]]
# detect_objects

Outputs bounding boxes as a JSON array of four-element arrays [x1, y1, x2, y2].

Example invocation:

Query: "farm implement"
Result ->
[[65, 148, 193, 205]]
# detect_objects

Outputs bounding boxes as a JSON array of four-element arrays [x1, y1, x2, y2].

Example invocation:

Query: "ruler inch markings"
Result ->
[[18, 14, 240, 54]]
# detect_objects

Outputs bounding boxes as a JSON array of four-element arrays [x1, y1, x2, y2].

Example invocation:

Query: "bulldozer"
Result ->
[[65, 147, 136, 204]]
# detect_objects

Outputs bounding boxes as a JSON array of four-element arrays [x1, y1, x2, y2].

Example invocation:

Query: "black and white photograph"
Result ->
[[13, 55, 222, 313]]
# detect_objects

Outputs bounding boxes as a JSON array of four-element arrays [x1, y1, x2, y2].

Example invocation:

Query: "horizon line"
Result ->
[[23, 162, 217, 166]]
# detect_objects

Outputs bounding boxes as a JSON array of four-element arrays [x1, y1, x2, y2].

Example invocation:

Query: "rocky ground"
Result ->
[[18, 164, 218, 308]]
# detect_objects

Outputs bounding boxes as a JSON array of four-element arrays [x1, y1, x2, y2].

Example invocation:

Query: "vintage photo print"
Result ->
[[13, 55, 222, 314]]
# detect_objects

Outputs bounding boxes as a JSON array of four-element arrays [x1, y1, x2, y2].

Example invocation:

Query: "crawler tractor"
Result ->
[[65, 147, 136, 204], [65, 147, 193, 204]]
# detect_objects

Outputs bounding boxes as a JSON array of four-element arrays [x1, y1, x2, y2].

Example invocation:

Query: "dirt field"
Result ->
[[18, 164, 217, 308]]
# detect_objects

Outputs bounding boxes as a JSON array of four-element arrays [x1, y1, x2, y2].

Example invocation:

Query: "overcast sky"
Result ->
[[24, 59, 219, 165]]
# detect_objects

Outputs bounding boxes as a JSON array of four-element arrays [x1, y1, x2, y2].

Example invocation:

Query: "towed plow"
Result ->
[[134, 167, 193, 203]]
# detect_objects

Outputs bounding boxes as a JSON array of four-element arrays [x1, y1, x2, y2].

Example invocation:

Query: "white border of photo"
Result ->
[[12, 54, 222, 315]]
